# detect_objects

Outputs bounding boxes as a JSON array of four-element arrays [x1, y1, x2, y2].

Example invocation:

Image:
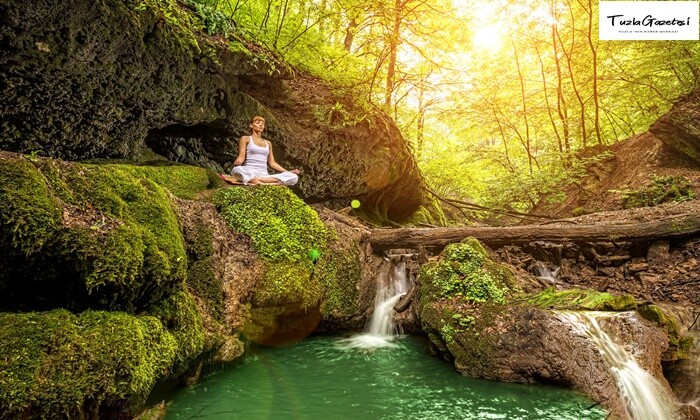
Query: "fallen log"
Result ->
[[369, 213, 700, 251]]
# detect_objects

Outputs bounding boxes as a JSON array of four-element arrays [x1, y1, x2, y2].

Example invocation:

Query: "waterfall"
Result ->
[[558, 311, 680, 419], [340, 259, 411, 350], [532, 261, 560, 284]]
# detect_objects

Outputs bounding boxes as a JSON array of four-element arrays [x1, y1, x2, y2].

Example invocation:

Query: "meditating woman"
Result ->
[[221, 116, 300, 186]]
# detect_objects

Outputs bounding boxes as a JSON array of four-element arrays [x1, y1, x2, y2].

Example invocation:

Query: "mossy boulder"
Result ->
[[213, 186, 329, 343], [212, 186, 370, 341], [418, 237, 515, 312], [0, 290, 204, 418], [415, 237, 687, 418], [214, 186, 326, 307], [0, 153, 215, 312], [417, 237, 517, 363]]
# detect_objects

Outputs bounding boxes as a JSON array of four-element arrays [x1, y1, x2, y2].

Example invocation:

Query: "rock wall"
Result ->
[[650, 87, 700, 164], [0, 0, 429, 222]]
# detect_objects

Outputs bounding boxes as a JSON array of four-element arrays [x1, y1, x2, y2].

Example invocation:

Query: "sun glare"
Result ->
[[471, 24, 503, 51]]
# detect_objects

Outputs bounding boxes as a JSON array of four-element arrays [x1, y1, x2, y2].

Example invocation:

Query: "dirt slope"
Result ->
[[533, 132, 700, 217]]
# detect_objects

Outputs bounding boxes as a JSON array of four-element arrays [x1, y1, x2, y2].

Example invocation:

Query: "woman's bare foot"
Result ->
[[219, 174, 241, 185]]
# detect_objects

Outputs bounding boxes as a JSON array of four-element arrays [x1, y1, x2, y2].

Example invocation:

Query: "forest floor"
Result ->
[[518, 134, 700, 307]]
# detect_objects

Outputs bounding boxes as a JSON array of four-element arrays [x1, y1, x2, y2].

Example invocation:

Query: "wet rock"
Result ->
[[216, 336, 245, 363], [595, 254, 631, 266], [649, 87, 700, 163], [647, 240, 670, 266], [680, 405, 700, 420], [422, 304, 683, 419], [523, 241, 564, 265], [182, 363, 203, 386], [137, 401, 167, 420], [562, 243, 580, 259]]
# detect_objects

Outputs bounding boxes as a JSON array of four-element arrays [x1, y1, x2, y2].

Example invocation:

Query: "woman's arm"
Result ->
[[267, 141, 300, 174], [233, 137, 248, 166]]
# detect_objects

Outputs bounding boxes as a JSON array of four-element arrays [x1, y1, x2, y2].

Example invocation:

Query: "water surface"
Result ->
[[165, 335, 606, 420]]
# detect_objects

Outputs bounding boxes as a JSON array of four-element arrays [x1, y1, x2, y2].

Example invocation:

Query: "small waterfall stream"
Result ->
[[689, 334, 700, 409], [340, 258, 411, 350], [532, 261, 560, 284], [558, 311, 679, 419], [679, 328, 700, 410]]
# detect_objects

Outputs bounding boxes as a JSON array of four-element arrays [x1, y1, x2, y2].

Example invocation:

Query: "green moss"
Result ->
[[183, 218, 223, 321], [420, 301, 500, 366], [407, 195, 447, 226], [0, 158, 62, 254], [678, 336, 694, 359], [255, 260, 323, 308], [0, 295, 204, 418], [134, 0, 204, 54], [316, 245, 362, 318], [64, 164, 187, 274], [0, 156, 190, 311], [434, 308, 477, 345], [109, 164, 216, 200], [146, 290, 205, 367], [213, 186, 327, 310], [528, 288, 637, 311], [213, 187, 327, 262], [187, 259, 223, 319], [637, 304, 682, 347], [616, 175, 695, 209], [457, 237, 489, 258], [419, 239, 511, 307], [572, 207, 589, 217]]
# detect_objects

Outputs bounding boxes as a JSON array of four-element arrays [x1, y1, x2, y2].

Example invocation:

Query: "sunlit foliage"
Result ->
[[189, 0, 700, 216]]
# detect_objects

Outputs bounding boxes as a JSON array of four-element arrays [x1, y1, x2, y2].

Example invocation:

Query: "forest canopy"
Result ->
[[186, 0, 700, 215]]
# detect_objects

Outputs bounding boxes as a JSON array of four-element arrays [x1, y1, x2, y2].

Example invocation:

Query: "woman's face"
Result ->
[[251, 118, 265, 132]]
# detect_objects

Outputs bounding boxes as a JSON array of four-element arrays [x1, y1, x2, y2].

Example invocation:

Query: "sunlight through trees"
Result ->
[[188, 0, 700, 214]]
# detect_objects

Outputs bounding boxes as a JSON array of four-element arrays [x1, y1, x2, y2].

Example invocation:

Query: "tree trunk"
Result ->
[[344, 17, 358, 51], [369, 214, 700, 251], [552, 22, 571, 153], [586, 0, 602, 145], [511, 31, 534, 173], [384, 0, 403, 108]]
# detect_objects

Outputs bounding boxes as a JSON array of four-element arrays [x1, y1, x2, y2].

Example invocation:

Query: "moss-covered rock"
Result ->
[[213, 186, 329, 342], [528, 287, 638, 311], [417, 237, 517, 365], [637, 303, 692, 360], [316, 245, 362, 319], [0, 154, 216, 312], [0, 158, 63, 255], [0, 289, 203, 418], [418, 238, 514, 311], [406, 194, 447, 226]]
